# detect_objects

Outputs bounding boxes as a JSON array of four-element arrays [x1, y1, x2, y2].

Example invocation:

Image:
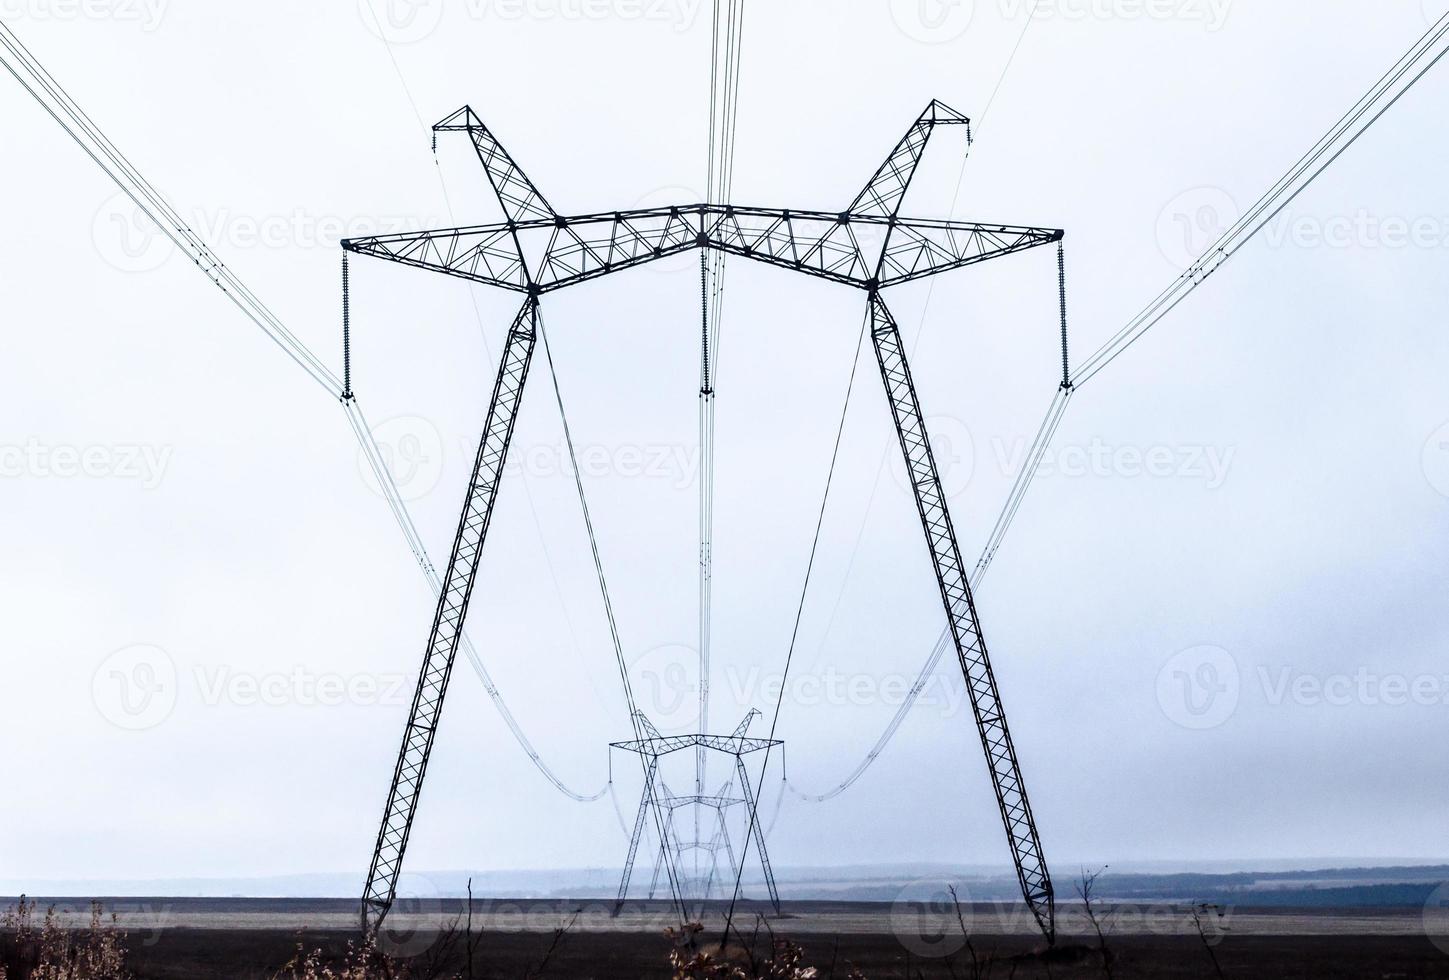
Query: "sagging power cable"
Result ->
[[692, 0, 747, 892], [787, 12, 1449, 804], [536, 312, 687, 912], [721, 307, 871, 941], [785, 243, 1070, 804], [0, 19, 604, 804]]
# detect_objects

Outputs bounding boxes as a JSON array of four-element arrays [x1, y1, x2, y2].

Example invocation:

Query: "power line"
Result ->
[[784, 6, 1036, 720], [1075, 12, 1449, 386], [785, 11, 1449, 804], [366, 20, 624, 803], [0, 18, 606, 804], [536, 313, 687, 911], [721, 308, 870, 941], [0, 23, 341, 395], [693, 0, 747, 896]]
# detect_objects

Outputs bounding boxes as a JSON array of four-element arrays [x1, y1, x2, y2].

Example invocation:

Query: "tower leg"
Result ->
[[715, 803, 740, 898], [361, 297, 540, 935], [647, 837, 667, 901], [734, 756, 781, 914], [866, 291, 1055, 941], [615, 756, 660, 912]]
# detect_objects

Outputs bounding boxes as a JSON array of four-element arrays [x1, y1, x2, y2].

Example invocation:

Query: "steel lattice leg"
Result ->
[[866, 291, 1055, 941], [615, 756, 660, 911], [734, 756, 781, 913], [716, 805, 740, 894], [647, 838, 667, 901], [361, 298, 540, 935]]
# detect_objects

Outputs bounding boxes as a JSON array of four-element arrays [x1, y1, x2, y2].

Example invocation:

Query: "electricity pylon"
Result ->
[[612, 709, 781, 917], [344, 99, 1063, 942]]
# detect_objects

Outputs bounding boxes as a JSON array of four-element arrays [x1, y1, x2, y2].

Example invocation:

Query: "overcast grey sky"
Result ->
[[2, 0, 1448, 890]]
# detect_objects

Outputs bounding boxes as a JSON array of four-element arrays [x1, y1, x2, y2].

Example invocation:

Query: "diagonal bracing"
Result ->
[[362, 298, 539, 927], [348, 99, 1064, 941]]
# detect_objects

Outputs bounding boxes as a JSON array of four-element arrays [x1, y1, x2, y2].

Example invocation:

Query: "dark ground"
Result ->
[[113, 926, 1449, 979], [9, 899, 1449, 979]]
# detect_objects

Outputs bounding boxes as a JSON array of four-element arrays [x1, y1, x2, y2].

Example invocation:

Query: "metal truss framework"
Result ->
[[360, 297, 538, 928], [347, 98, 1063, 941], [612, 710, 782, 916]]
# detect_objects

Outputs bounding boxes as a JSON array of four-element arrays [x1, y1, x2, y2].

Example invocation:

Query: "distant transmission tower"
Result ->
[[343, 99, 1066, 942], [612, 709, 781, 917]]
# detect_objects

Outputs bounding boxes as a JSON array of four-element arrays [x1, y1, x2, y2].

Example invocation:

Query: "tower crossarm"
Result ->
[[435, 106, 557, 224], [875, 219, 1062, 287], [730, 708, 761, 738], [350, 99, 1065, 944], [610, 733, 782, 756], [659, 794, 743, 810], [345, 208, 1060, 293], [849, 99, 971, 220]]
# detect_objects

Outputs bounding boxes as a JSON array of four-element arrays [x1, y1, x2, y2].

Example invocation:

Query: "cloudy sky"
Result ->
[[2, 0, 1448, 892]]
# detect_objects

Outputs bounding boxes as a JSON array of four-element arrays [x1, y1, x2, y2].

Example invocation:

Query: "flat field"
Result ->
[[11, 898, 1449, 979]]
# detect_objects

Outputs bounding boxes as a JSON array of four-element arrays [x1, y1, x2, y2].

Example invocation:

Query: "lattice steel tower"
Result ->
[[610, 709, 781, 917], [343, 99, 1064, 942]]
